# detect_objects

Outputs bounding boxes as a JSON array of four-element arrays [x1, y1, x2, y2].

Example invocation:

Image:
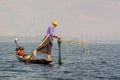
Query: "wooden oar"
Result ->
[[58, 39, 62, 65], [25, 34, 50, 64]]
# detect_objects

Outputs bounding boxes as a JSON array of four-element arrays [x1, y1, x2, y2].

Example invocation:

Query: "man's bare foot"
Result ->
[[33, 50, 37, 56]]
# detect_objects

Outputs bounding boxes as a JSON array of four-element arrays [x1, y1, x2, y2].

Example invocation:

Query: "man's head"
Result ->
[[19, 46, 24, 50], [16, 46, 24, 51], [52, 19, 58, 27]]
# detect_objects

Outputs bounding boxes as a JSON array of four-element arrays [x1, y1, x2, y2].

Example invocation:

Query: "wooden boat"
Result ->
[[16, 54, 54, 64], [14, 39, 54, 64]]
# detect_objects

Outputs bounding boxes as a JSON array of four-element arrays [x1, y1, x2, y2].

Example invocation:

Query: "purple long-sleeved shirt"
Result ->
[[47, 26, 55, 38]]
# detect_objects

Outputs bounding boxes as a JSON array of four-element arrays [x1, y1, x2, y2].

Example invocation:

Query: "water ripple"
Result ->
[[0, 43, 120, 80]]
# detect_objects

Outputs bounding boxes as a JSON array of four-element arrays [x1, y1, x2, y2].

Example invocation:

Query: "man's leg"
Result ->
[[47, 53, 52, 61]]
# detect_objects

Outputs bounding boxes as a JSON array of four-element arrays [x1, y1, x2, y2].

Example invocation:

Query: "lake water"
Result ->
[[0, 42, 120, 80]]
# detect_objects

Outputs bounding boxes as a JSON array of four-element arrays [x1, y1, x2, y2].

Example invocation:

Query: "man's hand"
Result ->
[[54, 34, 61, 39]]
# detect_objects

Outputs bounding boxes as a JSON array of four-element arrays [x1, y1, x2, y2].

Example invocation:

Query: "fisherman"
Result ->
[[16, 46, 28, 58], [33, 19, 61, 61]]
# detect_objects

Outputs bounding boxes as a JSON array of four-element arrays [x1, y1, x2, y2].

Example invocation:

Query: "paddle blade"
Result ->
[[58, 53, 62, 65], [58, 39, 62, 65]]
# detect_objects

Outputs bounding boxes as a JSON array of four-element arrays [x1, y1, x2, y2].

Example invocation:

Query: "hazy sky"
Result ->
[[0, 0, 120, 41]]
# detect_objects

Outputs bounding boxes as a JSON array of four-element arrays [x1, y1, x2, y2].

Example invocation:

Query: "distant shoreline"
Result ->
[[0, 36, 120, 44]]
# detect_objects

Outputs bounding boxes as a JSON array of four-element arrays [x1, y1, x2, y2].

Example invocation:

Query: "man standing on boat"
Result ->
[[33, 19, 61, 61]]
